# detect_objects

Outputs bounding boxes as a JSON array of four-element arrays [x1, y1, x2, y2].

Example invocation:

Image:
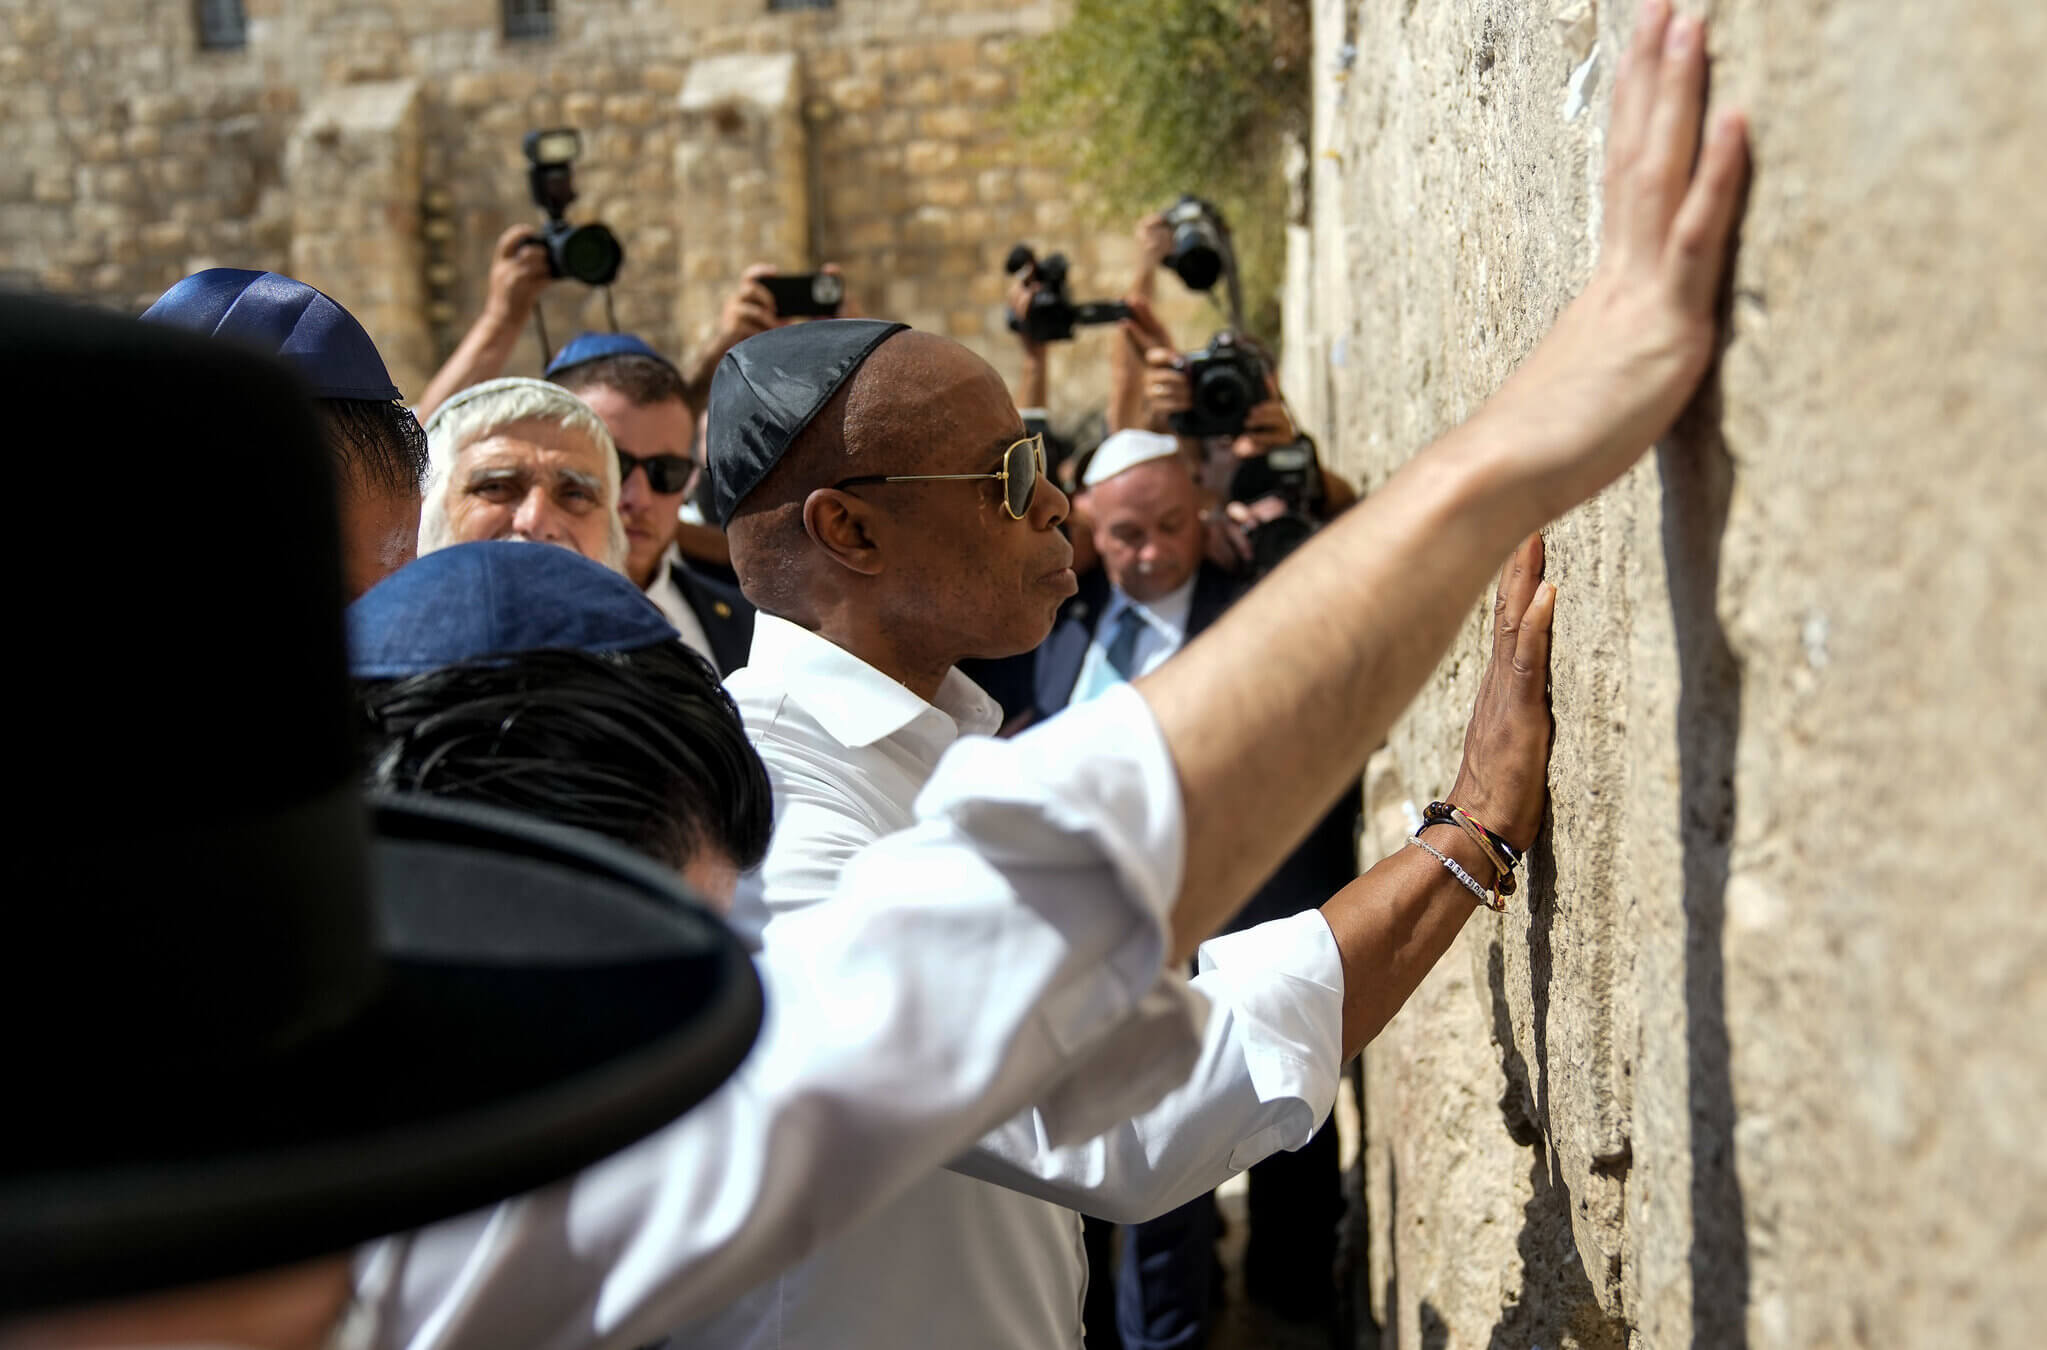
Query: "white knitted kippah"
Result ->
[[1082, 429, 1182, 488]]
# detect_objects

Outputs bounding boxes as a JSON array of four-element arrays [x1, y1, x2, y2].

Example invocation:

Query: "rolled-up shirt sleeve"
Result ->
[[951, 908, 1345, 1224], [368, 683, 1201, 1350]]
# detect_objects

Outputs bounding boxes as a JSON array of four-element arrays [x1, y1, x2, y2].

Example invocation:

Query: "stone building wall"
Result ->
[[1, 0, 1206, 419], [1284, 2, 2047, 1347]]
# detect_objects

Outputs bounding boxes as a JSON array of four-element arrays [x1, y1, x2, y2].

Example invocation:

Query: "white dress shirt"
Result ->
[[641, 542, 717, 668], [362, 684, 1205, 1350], [1069, 573, 1198, 704], [684, 615, 1347, 1350]]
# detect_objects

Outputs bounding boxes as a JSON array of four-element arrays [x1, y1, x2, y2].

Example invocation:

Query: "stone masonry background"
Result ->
[[1281, 1, 2047, 1346], [0, 0, 1210, 421], [8, 1, 2046, 1346]]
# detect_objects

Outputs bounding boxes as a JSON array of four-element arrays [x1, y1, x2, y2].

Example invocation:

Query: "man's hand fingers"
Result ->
[[1492, 533, 1545, 665], [730, 298, 776, 336], [495, 223, 535, 258], [1606, 0, 1671, 221], [1513, 581, 1557, 683], [1640, 13, 1709, 231], [1671, 109, 1752, 312], [741, 262, 777, 282]]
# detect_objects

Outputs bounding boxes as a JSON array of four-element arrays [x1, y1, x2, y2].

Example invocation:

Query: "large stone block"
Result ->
[[1290, 1, 2047, 1347]]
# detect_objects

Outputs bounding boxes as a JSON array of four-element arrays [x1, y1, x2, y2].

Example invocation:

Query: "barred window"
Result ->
[[195, 0, 247, 50], [503, 0, 553, 40], [768, 0, 834, 11]]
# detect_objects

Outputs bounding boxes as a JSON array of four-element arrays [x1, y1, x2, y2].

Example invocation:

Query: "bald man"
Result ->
[[681, 14, 1747, 1343], [1037, 431, 1360, 1340], [689, 320, 1543, 1350]]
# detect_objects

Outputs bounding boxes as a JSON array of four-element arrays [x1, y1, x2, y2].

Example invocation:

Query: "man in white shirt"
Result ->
[[681, 25, 1750, 1329], [686, 320, 1538, 1348], [1039, 431, 1356, 1344]]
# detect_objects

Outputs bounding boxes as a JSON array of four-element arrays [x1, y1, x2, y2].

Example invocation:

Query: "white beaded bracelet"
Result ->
[[1410, 832, 1507, 912]]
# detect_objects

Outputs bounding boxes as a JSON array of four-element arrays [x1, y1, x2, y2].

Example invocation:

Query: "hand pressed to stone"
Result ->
[[1448, 533, 1556, 852], [1479, 0, 1751, 519]]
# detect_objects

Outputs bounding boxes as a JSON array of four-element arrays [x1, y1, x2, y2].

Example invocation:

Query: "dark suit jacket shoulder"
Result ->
[[668, 556, 756, 677]]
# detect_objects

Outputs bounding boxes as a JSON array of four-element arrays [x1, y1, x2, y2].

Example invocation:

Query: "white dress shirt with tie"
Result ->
[[364, 679, 1208, 1350], [683, 614, 1347, 1350], [1070, 573, 1198, 703]]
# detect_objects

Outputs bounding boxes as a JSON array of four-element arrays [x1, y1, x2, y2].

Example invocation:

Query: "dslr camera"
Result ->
[[1228, 435, 1326, 580], [1161, 195, 1229, 292], [1168, 330, 1269, 439], [1004, 245, 1132, 344], [523, 128, 623, 286]]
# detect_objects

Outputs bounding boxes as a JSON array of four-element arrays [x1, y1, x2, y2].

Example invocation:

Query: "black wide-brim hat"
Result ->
[[0, 294, 762, 1312]]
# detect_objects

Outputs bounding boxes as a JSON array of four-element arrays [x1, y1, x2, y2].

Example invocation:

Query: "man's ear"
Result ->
[[802, 488, 886, 577]]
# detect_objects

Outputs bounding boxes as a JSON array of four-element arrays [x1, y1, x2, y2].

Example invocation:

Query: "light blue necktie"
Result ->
[[1076, 607, 1148, 704]]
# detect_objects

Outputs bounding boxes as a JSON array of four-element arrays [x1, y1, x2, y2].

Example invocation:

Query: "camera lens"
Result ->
[[557, 224, 623, 286], [1194, 362, 1257, 421], [1169, 231, 1224, 291]]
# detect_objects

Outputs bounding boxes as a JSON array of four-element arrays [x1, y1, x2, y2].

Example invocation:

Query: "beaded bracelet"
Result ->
[[1409, 832, 1507, 912], [1445, 807, 1516, 897], [1417, 805, 1516, 898], [1423, 800, 1523, 868]]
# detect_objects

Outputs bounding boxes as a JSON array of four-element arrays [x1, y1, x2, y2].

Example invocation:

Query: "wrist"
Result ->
[[1444, 775, 1536, 855], [1409, 824, 1504, 912], [478, 298, 532, 333]]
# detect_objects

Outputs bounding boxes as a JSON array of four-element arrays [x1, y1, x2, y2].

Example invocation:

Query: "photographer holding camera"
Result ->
[[1005, 204, 1362, 1345], [1124, 297, 1358, 580]]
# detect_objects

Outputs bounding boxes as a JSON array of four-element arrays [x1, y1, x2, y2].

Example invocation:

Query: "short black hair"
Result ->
[[321, 397, 430, 497], [552, 353, 690, 411], [353, 642, 772, 873]]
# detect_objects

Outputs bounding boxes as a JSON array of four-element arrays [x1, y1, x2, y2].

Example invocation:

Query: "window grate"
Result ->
[[503, 0, 554, 40], [768, 0, 835, 11], [195, 0, 247, 50]]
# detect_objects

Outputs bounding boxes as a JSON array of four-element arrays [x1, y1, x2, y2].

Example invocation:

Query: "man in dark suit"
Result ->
[[1032, 429, 1357, 1349], [546, 332, 756, 674]]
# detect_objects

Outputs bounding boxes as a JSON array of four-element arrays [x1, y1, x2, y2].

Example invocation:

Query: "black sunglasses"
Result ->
[[616, 447, 701, 496], [831, 433, 1047, 520]]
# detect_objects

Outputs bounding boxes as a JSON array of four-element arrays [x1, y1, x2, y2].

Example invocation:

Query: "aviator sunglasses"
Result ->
[[616, 446, 701, 496], [831, 432, 1048, 520]]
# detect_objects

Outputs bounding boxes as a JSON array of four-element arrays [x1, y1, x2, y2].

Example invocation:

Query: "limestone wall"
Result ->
[[1286, 2, 2047, 1346], [1, 0, 1201, 420]]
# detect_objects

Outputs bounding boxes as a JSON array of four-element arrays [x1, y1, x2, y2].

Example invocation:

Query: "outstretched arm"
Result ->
[[414, 226, 554, 420], [1320, 534, 1555, 1056], [1141, 0, 1748, 959]]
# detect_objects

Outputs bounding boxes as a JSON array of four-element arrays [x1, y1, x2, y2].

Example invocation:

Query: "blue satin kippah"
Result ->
[[141, 268, 404, 402], [347, 541, 680, 679], [544, 331, 677, 379]]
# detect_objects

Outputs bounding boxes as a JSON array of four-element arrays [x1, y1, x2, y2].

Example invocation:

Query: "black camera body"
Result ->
[[1168, 330, 1268, 439], [1229, 436, 1326, 580], [1004, 245, 1132, 344], [524, 128, 623, 287]]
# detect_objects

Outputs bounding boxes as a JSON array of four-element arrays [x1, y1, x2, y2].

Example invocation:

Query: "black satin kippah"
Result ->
[[705, 318, 909, 526]]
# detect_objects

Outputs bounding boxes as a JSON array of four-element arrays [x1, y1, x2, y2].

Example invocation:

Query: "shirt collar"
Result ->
[[746, 613, 1002, 749], [1104, 572, 1200, 646]]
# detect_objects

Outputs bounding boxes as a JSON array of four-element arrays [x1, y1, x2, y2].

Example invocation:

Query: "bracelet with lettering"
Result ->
[[1409, 832, 1506, 913]]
